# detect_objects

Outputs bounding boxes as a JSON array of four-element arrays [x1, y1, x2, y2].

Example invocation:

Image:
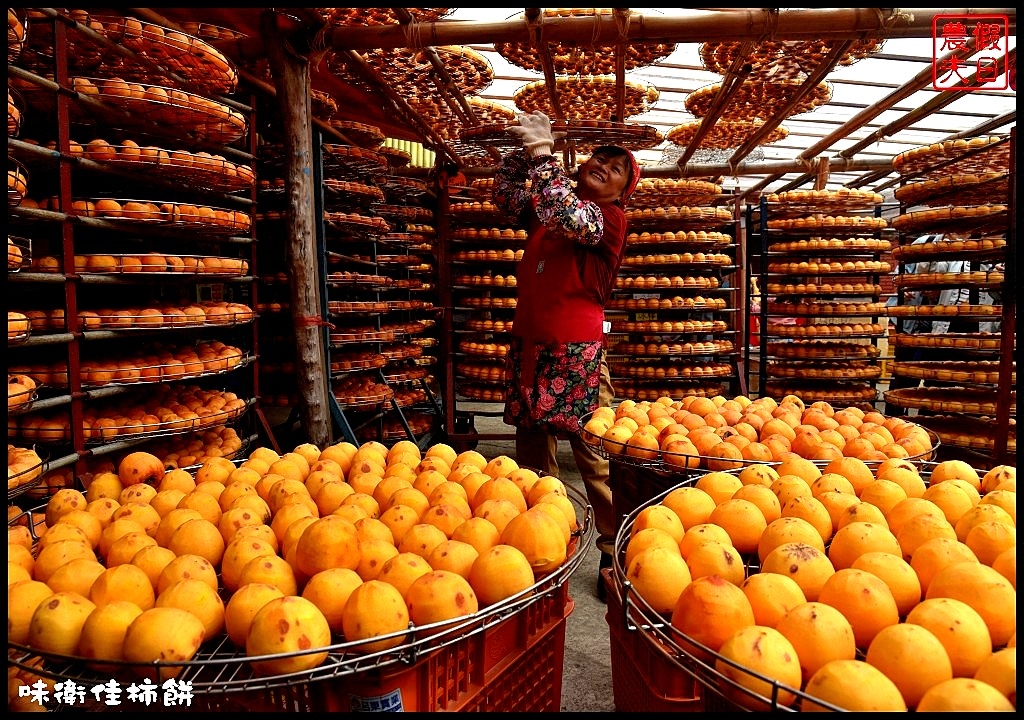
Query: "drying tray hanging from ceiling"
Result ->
[[407, 95, 516, 140], [17, 11, 238, 96], [699, 37, 886, 80], [328, 45, 494, 97], [318, 8, 454, 26], [495, 8, 676, 75], [405, 96, 512, 166], [512, 75, 660, 121], [684, 79, 833, 120], [459, 119, 664, 155], [667, 119, 789, 151]]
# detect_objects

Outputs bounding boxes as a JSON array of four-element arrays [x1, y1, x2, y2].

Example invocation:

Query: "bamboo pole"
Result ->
[[643, 155, 893, 180], [314, 9, 1012, 51]]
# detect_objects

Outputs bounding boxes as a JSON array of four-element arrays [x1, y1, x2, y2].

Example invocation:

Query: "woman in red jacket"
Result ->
[[493, 110, 641, 595]]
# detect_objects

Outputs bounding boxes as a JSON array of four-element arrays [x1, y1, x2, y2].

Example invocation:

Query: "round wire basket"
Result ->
[[8, 482, 594, 705], [605, 459, 986, 713]]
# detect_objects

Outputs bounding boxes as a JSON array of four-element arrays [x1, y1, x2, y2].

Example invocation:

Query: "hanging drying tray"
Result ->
[[765, 340, 882, 360], [72, 254, 248, 276], [627, 231, 733, 249], [7, 445, 46, 500], [513, 75, 658, 121], [327, 119, 385, 149], [459, 340, 510, 358], [884, 386, 1013, 415], [19, 13, 238, 95], [174, 20, 247, 42], [377, 175, 431, 203], [8, 8, 27, 64], [895, 269, 1004, 290], [330, 355, 387, 374], [912, 414, 1016, 454], [8, 86, 24, 137], [7, 236, 30, 271], [625, 212, 734, 234], [322, 179, 384, 203], [666, 118, 788, 151], [379, 232, 435, 247], [76, 302, 254, 331], [686, 79, 833, 120], [327, 300, 388, 315], [629, 179, 724, 208], [886, 304, 1002, 320], [321, 144, 389, 177], [323, 212, 390, 237], [609, 319, 730, 335], [495, 8, 675, 74], [325, 271, 393, 289], [767, 237, 892, 253], [328, 44, 492, 97], [62, 77, 247, 145], [699, 37, 885, 80], [329, 326, 396, 345], [457, 382, 506, 403], [892, 360, 1010, 385], [72, 140, 255, 193], [611, 339, 735, 357], [891, 204, 1009, 235], [890, 236, 1005, 263], [766, 259, 892, 274], [79, 350, 251, 389], [620, 252, 733, 268], [376, 145, 411, 168], [767, 300, 889, 316], [892, 135, 1010, 178], [894, 172, 1008, 208], [67, 197, 250, 234], [608, 361, 736, 380], [379, 343, 424, 363], [333, 383, 394, 410], [764, 379, 879, 405], [372, 204, 433, 223], [766, 214, 888, 233], [606, 295, 727, 311], [460, 119, 663, 153], [8, 157, 29, 207], [766, 282, 882, 296], [763, 188, 883, 216], [450, 228, 527, 243], [766, 360, 883, 381], [888, 331, 1008, 352], [764, 322, 886, 339]]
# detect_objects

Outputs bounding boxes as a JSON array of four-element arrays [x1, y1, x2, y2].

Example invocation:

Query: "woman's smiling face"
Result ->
[[577, 151, 632, 204]]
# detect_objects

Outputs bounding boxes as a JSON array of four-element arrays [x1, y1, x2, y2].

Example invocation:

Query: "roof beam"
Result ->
[[217, 9, 1015, 61]]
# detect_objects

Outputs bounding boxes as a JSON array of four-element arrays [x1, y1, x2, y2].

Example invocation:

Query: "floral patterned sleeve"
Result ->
[[492, 149, 533, 220], [493, 150, 605, 247]]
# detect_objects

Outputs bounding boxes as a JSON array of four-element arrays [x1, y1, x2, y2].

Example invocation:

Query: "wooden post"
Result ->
[[261, 10, 332, 447]]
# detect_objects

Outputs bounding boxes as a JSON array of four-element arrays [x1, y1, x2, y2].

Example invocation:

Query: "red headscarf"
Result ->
[[591, 144, 642, 207]]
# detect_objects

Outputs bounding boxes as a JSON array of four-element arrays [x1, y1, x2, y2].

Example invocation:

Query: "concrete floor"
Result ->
[[469, 408, 616, 713]]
